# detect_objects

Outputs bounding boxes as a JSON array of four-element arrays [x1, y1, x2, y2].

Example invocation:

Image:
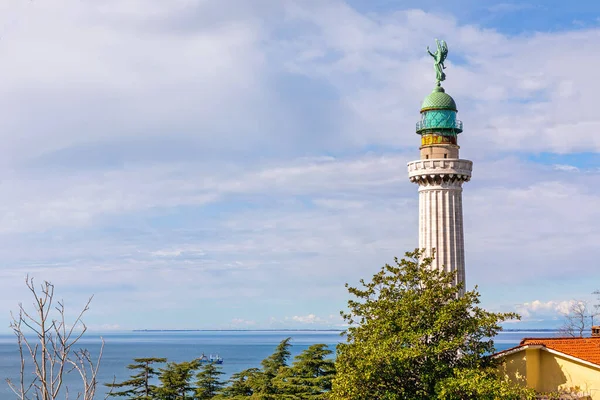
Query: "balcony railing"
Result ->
[[416, 120, 463, 133]]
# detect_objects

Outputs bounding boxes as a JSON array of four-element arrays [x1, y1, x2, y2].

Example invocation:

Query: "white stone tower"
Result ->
[[407, 40, 472, 292]]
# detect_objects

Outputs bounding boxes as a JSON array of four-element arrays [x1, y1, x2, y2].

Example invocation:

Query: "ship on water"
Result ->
[[199, 353, 223, 364]]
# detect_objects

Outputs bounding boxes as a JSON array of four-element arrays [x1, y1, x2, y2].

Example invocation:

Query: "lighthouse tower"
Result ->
[[407, 40, 472, 293]]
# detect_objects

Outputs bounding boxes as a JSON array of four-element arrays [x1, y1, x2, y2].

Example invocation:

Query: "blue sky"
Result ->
[[0, 0, 599, 332]]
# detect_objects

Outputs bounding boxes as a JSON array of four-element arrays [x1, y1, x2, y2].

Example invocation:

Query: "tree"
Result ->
[[250, 337, 293, 398], [215, 368, 260, 398], [593, 289, 600, 325], [330, 249, 521, 400], [261, 337, 292, 377], [155, 360, 199, 400], [216, 338, 292, 399], [105, 357, 167, 399], [273, 344, 335, 399], [559, 300, 594, 337], [6, 276, 105, 400], [195, 362, 226, 399], [436, 368, 536, 400]]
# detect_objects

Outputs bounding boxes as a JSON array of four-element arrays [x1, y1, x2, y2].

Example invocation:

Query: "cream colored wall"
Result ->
[[420, 144, 459, 159], [499, 351, 527, 387], [526, 347, 541, 389], [539, 350, 600, 399], [499, 349, 600, 399]]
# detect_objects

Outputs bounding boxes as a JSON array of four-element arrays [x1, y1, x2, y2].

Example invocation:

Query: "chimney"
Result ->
[[592, 326, 600, 337]]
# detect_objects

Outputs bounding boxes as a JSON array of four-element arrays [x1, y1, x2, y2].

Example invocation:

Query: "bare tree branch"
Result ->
[[7, 276, 104, 400], [559, 300, 591, 337]]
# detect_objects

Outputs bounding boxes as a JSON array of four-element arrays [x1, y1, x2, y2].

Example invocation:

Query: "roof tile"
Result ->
[[519, 337, 600, 365]]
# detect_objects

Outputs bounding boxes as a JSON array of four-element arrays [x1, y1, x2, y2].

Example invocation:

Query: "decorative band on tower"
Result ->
[[407, 39, 472, 294]]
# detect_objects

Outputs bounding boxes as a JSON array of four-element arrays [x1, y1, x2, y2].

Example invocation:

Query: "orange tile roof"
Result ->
[[518, 337, 600, 365]]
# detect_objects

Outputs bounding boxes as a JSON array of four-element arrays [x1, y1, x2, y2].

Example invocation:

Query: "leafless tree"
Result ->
[[559, 300, 595, 337], [6, 276, 108, 400], [593, 289, 600, 325]]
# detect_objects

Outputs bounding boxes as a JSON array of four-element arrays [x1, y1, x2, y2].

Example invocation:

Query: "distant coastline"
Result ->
[[503, 329, 560, 332], [131, 328, 560, 333], [132, 329, 346, 332]]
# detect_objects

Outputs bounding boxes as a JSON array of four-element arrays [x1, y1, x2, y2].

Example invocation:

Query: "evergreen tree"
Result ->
[[217, 339, 292, 399], [155, 360, 199, 400], [260, 337, 292, 377], [215, 368, 260, 398], [330, 249, 523, 400], [195, 362, 226, 399], [105, 357, 167, 399], [274, 344, 335, 399], [254, 337, 292, 397]]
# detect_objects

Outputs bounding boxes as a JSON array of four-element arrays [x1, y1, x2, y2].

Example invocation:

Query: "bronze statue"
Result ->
[[427, 39, 448, 86]]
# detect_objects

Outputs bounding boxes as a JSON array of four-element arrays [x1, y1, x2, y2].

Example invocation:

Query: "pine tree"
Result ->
[[195, 362, 226, 399], [274, 344, 335, 399], [261, 337, 291, 377], [105, 357, 167, 399], [215, 368, 260, 398], [154, 360, 199, 400], [217, 339, 292, 399], [252, 337, 292, 397]]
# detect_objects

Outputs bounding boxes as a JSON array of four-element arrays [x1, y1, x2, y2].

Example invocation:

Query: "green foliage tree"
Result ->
[[261, 337, 292, 377], [195, 362, 226, 399], [215, 338, 292, 399], [436, 368, 536, 400], [250, 337, 293, 398], [154, 360, 199, 400], [273, 344, 335, 399], [330, 249, 522, 400], [105, 357, 167, 399], [215, 368, 260, 399]]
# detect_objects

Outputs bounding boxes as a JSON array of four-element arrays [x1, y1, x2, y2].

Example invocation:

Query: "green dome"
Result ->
[[420, 86, 457, 112]]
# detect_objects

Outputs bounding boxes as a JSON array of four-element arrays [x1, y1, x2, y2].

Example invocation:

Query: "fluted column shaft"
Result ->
[[408, 158, 472, 294]]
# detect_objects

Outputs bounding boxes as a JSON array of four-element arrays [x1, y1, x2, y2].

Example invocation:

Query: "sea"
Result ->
[[0, 330, 559, 398]]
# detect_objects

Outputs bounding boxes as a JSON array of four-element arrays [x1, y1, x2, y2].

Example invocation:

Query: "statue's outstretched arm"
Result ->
[[427, 46, 435, 57]]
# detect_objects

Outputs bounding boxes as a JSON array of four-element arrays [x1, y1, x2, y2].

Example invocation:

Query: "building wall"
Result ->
[[420, 144, 459, 159], [499, 348, 600, 399], [499, 351, 527, 387]]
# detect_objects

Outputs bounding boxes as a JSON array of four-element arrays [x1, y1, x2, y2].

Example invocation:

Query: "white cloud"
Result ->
[[291, 314, 321, 324], [0, 0, 280, 165], [285, 313, 345, 327], [2, 153, 600, 329], [553, 164, 579, 172], [513, 299, 596, 322], [515, 300, 572, 319], [0, 1, 599, 331], [88, 324, 122, 332], [230, 318, 256, 326], [275, 3, 600, 155]]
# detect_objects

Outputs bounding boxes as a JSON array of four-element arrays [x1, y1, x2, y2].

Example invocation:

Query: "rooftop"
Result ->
[[420, 86, 457, 112], [520, 337, 600, 365], [495, 336, 600, 366]]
